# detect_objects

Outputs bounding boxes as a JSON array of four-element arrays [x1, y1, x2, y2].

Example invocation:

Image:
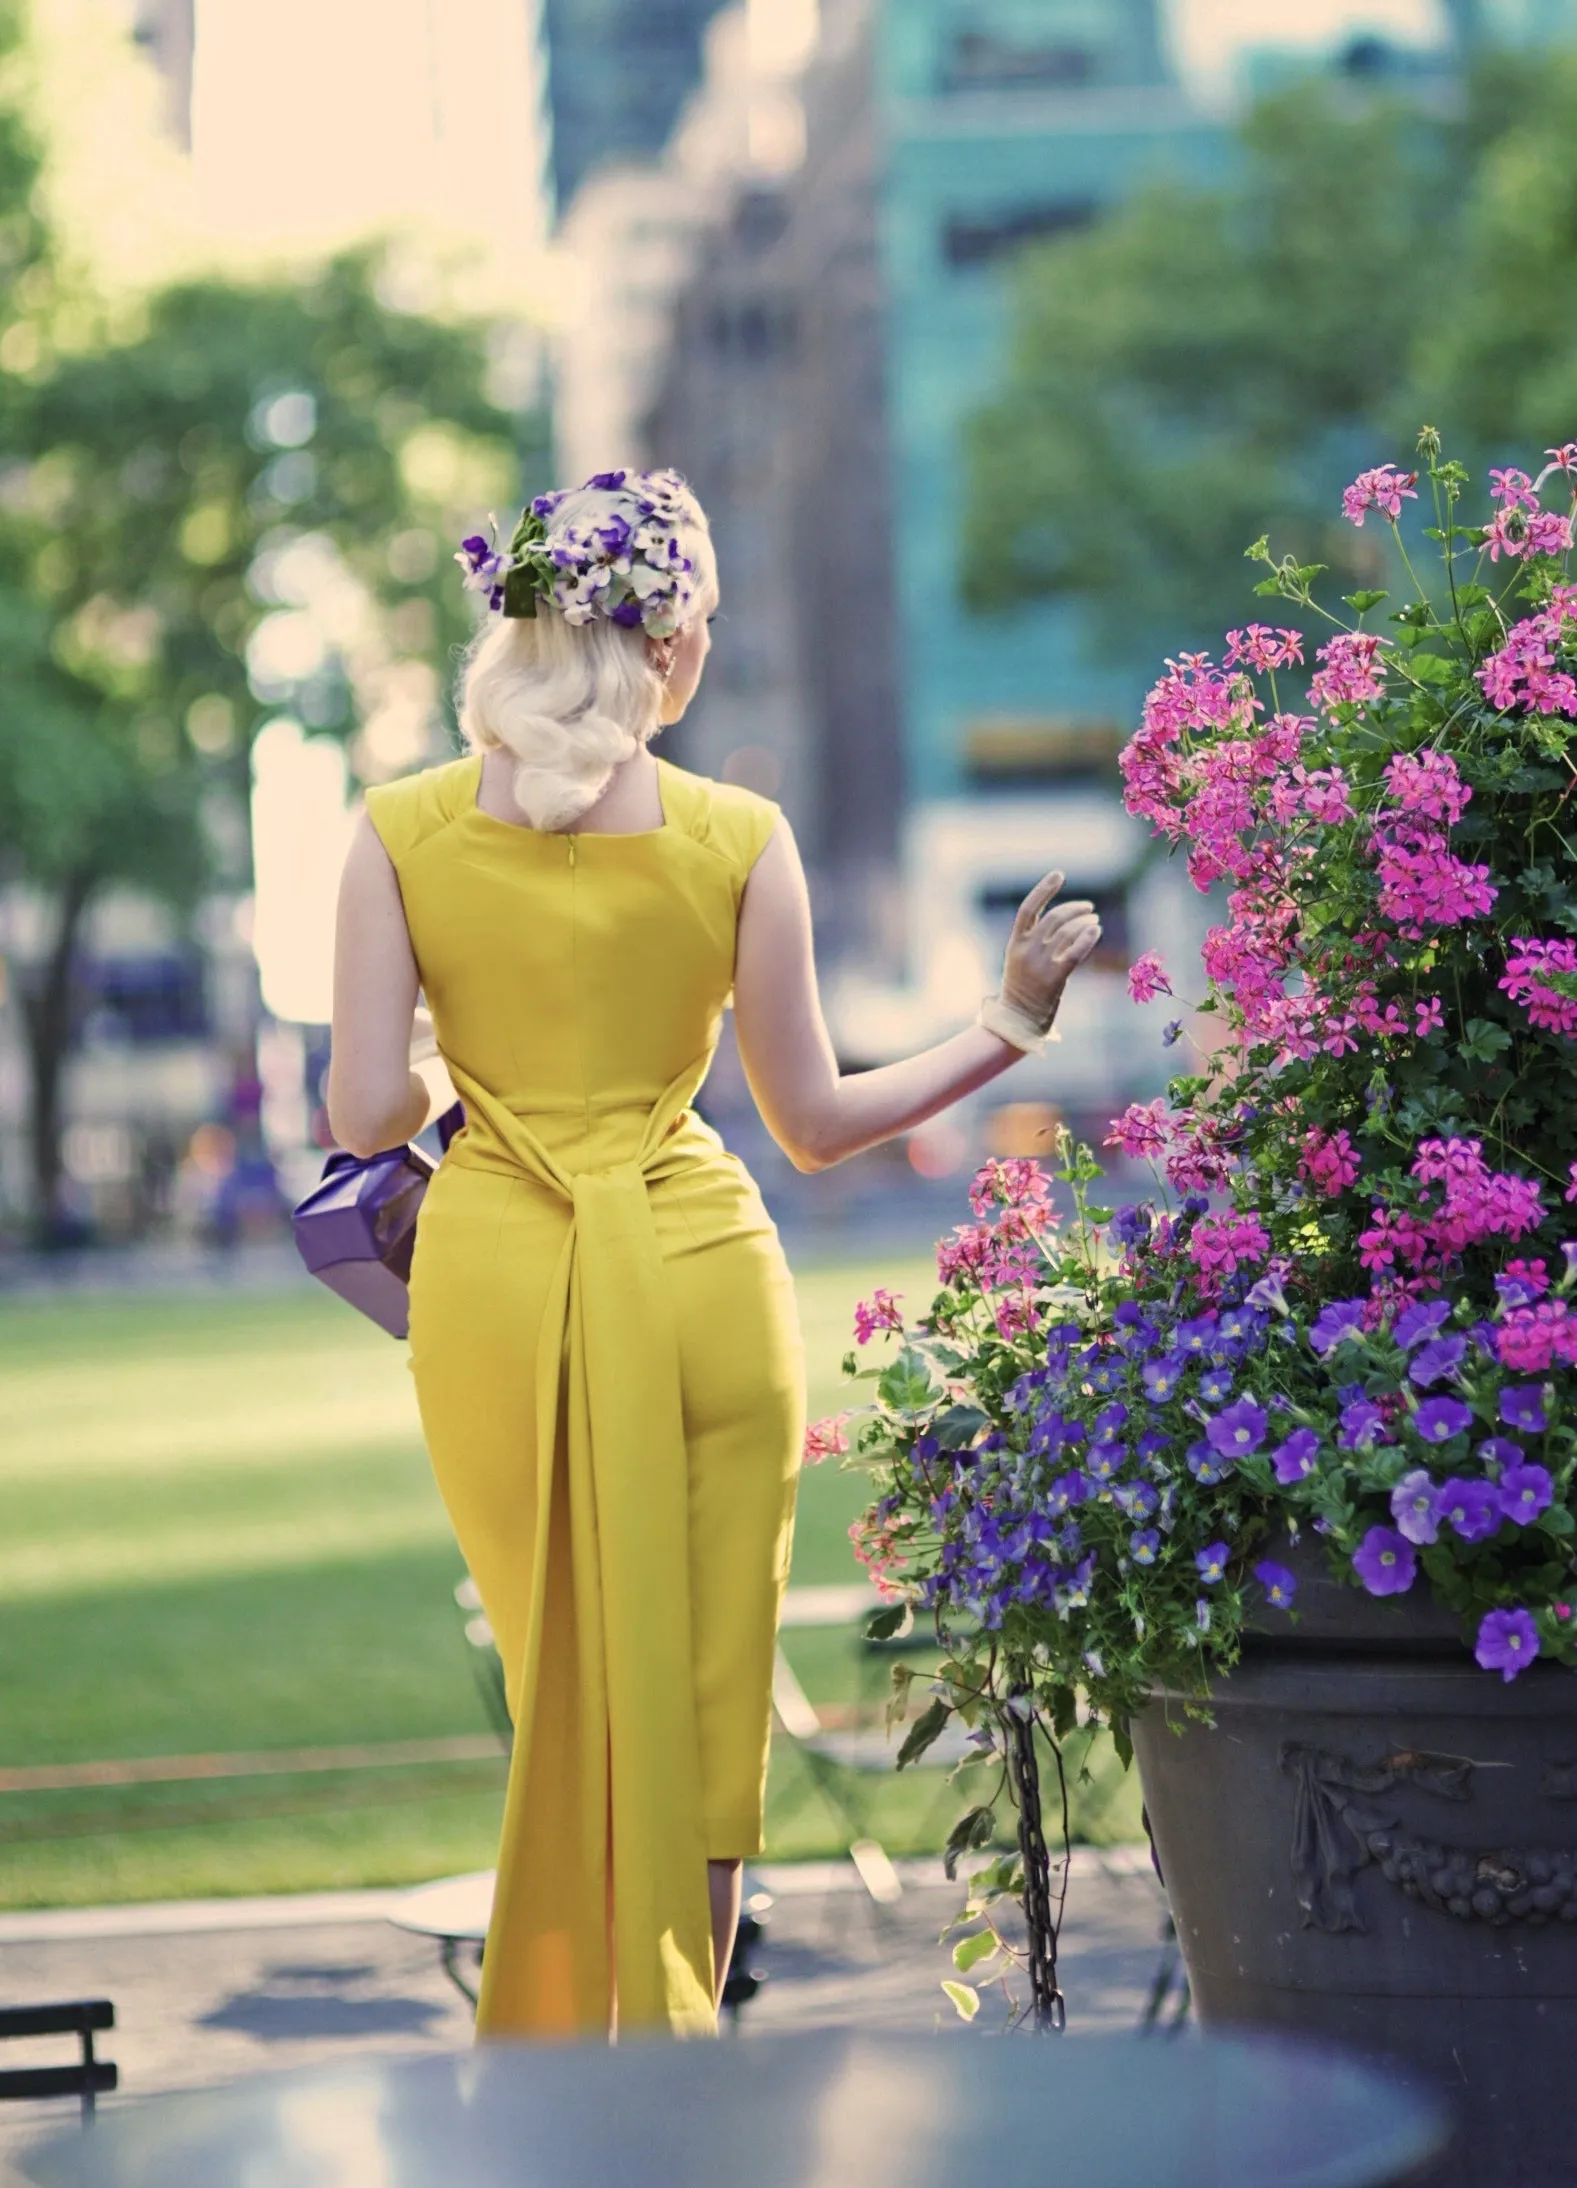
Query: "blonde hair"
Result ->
[[457, 476, 716, 831]]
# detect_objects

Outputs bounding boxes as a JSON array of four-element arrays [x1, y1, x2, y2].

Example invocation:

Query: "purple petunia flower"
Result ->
[[1174, 1315, 1219, 1356], [1352, 1525, 1416, 1596], [1272, 1428, 1320, 1482], [1255, 1559, 1297, 1609], [1475, 1606, 1540, 1682], [1245, 1271, 1289, 1315], [1500, 1385, 1549, 1434], [1436, 1477, 1502, 1542], [1206, 1398, 1268, 1458], [1130, 1529, 1160, 1566], [1086, 1442, 1124, 1483], [1187, 1441, 1232, 1485], [1199, 1366, 1235, 1405], [1310, 1299, 1367, 1357], [1110, 1204, 1152, 1249], [1409, 1335, 1467, 1388], [1195, 1541, 1229, 1584], [1390, 1467, 1440, 1545], [1499, 1464, 1555, 1525], [1339, 1399, 1387, 1451], [1413, 1395, 1473, 1445], [1394, 1299, 1452, 1350], [1141, 1356, 1185, 1402], [1478, 1436, 1524, 1469], [1217, 1307, 1263, 1348]]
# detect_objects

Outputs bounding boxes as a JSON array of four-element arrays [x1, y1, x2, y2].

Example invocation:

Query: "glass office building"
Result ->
[[539, 0, 732, 212], [876, 0, 1230, 806]]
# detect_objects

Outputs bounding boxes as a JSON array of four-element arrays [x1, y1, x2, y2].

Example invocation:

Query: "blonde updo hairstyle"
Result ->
[[457, 475, 717, 832]]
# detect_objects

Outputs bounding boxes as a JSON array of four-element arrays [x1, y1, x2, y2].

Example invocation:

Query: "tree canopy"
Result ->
[[0, 0, 537, 1230], [964, 55, 1577, 659]]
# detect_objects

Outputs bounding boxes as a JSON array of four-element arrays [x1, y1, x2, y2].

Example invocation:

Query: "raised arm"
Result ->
[[326, 814, 438, 1158], [732, 819, 1100, 1174]]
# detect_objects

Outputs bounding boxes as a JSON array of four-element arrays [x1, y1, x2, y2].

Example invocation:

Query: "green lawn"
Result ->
[[0, 1257, 1138, 1908]]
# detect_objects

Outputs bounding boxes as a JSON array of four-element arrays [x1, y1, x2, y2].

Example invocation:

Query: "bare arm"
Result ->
[[732, 820, 1099, 1174], [326, 813, 435, 1158]]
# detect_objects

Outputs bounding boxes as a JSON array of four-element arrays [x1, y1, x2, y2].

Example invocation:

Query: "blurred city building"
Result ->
[[539, 0, 734, 211], [640, 0, 1226, 1154], [649, 0, 902, 970]]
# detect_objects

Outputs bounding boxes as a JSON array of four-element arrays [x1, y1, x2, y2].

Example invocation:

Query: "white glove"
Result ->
[[978, 872, 1102, 1053]]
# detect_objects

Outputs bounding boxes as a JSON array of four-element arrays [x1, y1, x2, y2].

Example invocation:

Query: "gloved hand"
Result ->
[[983, 872, 1102, 1050]]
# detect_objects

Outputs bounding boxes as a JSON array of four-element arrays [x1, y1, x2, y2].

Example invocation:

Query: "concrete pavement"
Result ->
[[0, 1850, 1174, 2183]]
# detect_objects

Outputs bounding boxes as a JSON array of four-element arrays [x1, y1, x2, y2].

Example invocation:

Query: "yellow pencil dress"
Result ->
[[364, 751, 804, 2041]]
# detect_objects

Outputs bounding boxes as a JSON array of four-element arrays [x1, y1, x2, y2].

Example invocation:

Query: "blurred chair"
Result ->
[[454, 1575, 511, 1746], [0, 2000, 117, 2120], [770, 1588, 976, 1909]]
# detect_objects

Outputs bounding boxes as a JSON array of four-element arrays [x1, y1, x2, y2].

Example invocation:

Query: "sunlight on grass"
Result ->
[[0, 1246, 1015, 1903]]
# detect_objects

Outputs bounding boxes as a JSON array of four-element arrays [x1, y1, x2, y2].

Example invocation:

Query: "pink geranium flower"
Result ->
[[1342, 465, 1418, 526], [1486, 506, 1574, 561], [968, 1158, 1051, 1219], [803, 1414, 850, 1466], [1310, 631, 1388, 713], [1299, 1127, 1360, 1198], [1127, 952, 1172, 1004], [1382, 748, 1471, 826], [852, 1289, 904, 1344], [1488, 466, 1540, 513], [1105, 1100, 1170, 1160], [1188, 1212, 1271, 1283], [1500, 937, 1577, 1039]]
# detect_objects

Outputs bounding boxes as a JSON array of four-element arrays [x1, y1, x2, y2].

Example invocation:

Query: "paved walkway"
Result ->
[[0, 1851, 1174, 2183]]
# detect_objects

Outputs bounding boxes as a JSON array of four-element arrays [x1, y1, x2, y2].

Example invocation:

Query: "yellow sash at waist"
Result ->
[[445, 1059, 719, 2040]]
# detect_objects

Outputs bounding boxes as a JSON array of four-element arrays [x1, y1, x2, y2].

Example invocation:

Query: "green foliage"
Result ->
[[964, 55, 1577, 656]]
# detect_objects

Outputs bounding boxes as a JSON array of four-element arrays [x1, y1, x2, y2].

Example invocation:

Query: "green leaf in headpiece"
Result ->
[[501, 562, 539, 618], [508, 507, 546, 556]]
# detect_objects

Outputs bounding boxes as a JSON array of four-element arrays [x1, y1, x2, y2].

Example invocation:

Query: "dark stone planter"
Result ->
[[1132, 1546, 1577, 2188]]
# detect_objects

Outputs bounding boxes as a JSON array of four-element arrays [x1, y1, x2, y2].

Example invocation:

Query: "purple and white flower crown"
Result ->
[[455, 468, 701, 641]]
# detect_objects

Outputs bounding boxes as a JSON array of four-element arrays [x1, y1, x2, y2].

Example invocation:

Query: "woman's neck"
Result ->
[[574, 744, 665, 834], [478, 741, 665, 835]]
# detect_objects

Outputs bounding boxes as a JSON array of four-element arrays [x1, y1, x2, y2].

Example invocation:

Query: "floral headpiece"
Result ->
[[455, 468, 701, 641]]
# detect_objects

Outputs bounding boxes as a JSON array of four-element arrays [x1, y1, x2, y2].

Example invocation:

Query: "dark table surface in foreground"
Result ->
[[20, 2028, 1447, 2188]]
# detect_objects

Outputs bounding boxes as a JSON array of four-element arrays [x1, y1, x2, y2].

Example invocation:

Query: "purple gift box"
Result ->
[[292, 1105, 463, 1338]]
